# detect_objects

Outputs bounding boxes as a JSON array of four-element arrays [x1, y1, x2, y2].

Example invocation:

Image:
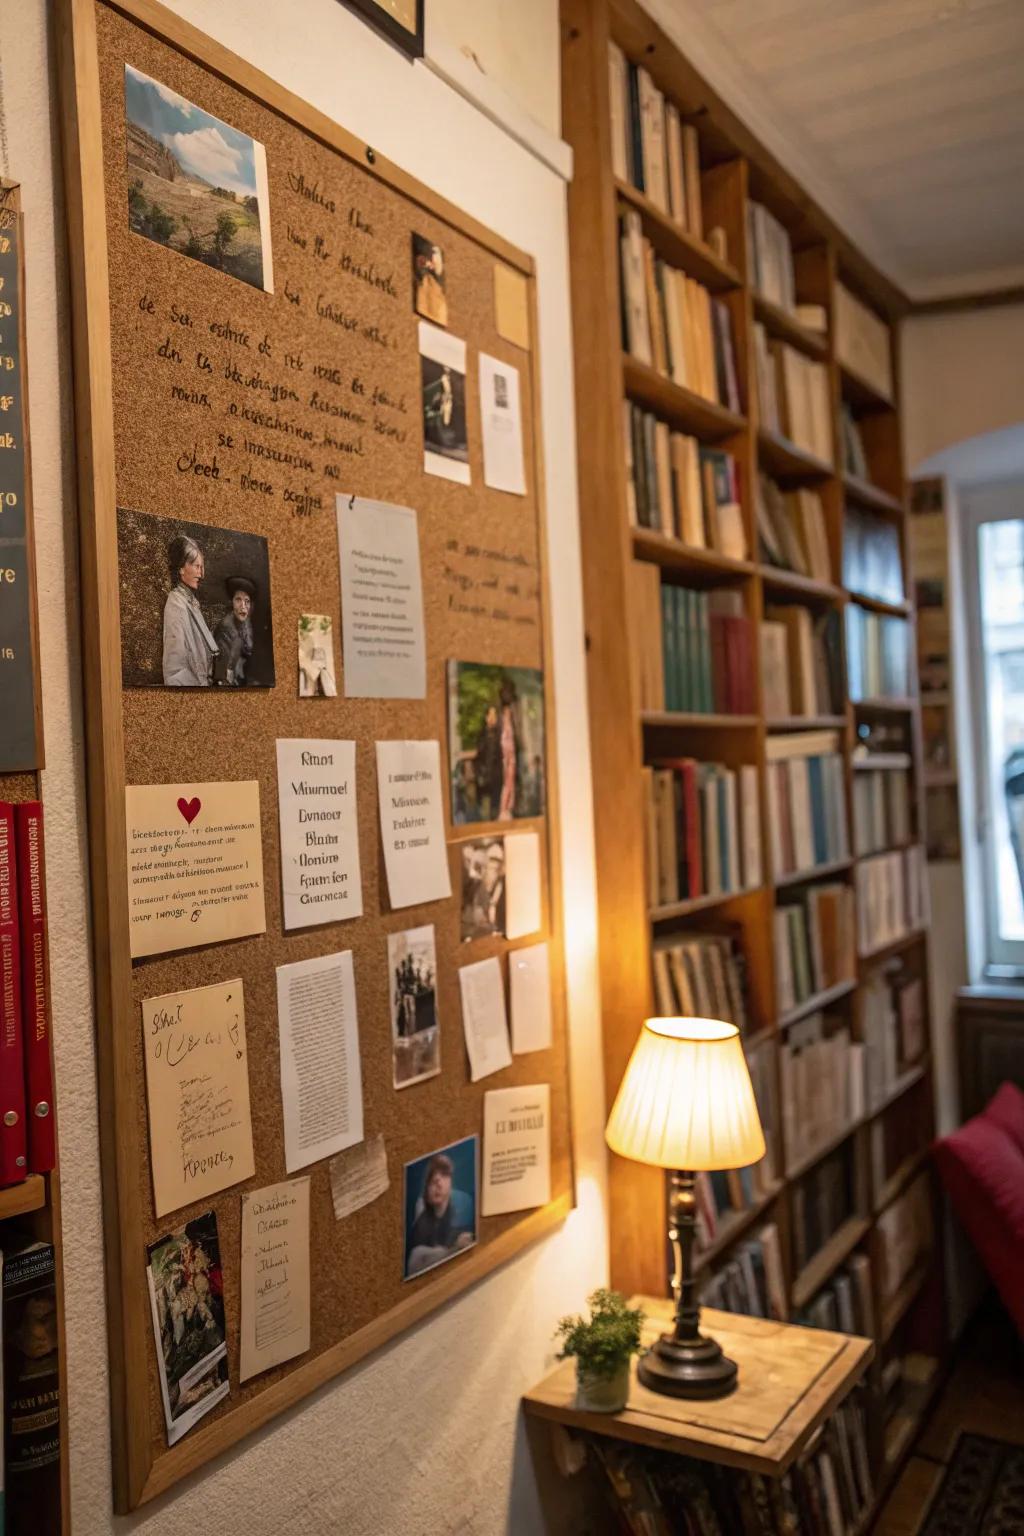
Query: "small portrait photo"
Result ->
[[387, 924, 441, 1089], [460, 837, 506, 941], [419, 321, 469, 485], [146, 1209, 229, 1444], [403, 1134, 478, 1281], [447, 660, 546, 824], [124, 64, 273, 293], [117, 506, 276, 689], [412, 232, 447, 327], [298, 613, 337, 697]]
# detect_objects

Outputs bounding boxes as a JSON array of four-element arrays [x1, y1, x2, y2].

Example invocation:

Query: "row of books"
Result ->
[[843, 505, 904, 605], [757, 477, 831, 583], [621, 212, 741, 408], [856, 846, 927, 957], [3, 1238, 62, 1531], [845, 607, 911, 701], [0, 803, 57, 1185], [699, 1222, 787, 1321], [774, 883, 856, 1016], [839, 402, 870, 481], [781, 1015, 863, 1172], [643, 760, 762, 906], [876, 1173, 933, 1305], [586, 1398, 872, 1536], [792, 1145, 857, 1279], [746, 200, 796, 313], [861, 964, 927, 1109], [761, 606, 843, 721], [624, 402, 746, 556], [795, 1253, 874, 1338], [766, 731, 850, 882], [659, 586, 756, 716], [651, 931, 749, 1037], [695, 1052, 777, 1224], [852, 763, 912, 857], [754, 324, 832, 463], [608, 43, 704, 238]]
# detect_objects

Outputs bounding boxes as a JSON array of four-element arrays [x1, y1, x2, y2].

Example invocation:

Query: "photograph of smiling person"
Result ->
[[124, 64, 274, 292], [403, 1135, 478, 1280], [117, 506, 276, 688]]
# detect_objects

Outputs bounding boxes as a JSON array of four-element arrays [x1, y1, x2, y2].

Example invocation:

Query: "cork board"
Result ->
[[59, 0, 573, 1509]]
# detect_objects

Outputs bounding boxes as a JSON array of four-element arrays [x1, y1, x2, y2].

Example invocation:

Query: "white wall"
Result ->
[[2, 3, 607, 1531], [428, 0, 561, 140]]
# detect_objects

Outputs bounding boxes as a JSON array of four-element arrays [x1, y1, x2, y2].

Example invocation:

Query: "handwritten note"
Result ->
[[375, 740, 451, 909], [337, 495, 426, 699], [240, 1177, 311, 1382], [125, 780, 266, 959], [141, 979, 256, 1217], [329, 1132, 390, 1222], [276, 738, 362, 929]]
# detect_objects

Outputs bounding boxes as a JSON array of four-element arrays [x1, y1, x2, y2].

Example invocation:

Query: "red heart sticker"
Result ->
[[177, 796, 201, 826]]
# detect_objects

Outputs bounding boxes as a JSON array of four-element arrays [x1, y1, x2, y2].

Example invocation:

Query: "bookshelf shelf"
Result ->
[[649, 886, 763, 924], [0, 1174, 46, 1222], [858, 927, 927, 968], [752, 293, 828, 360], [870, 1060, 930, 1123], [759, 566, 844, 604], [693, 1182, 783, 1275], [874, 1146, 931, 1218], [631, 529, 756, 579], [853, 695, 919, 715], [758, 428, 834, 482], [785, 1118, 864, 1184], [839, 360, 895, 415], [842, 471, 904, 517], [778, 977, 858, 1030], [852, 752, 913, 771], [774, 857, 854, 890], [615, 178, 742, 293], [767, 713, 847, 732], [791, 1215, 872, 1311], [847, 589, 910, 619], [622, 355, 745, 440], [641, 709, 759, 729]]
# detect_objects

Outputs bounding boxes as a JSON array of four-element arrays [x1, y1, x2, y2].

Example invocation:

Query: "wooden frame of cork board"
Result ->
[[58, 0, 574, 1511]]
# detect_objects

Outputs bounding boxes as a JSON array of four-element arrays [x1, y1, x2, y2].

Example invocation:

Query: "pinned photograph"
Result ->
[[298, 613, 337, 696], [146, 1210, 229, 1445], [412, 233, 447, 327], [459, 836, 506, 940], [124, 64, 273, 292], [117, 506, 275, 688], [387, 924, 441, 1088], [447, 660, 546, 823], [419, 320, 469, 485], [403, 1135, 478, 1280]]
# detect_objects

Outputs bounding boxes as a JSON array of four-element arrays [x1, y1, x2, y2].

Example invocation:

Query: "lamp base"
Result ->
[[637, 1329, 738, 1399]]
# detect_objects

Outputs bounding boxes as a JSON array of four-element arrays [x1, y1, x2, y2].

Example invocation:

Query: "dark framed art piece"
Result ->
[[339, 0, 424, 59]]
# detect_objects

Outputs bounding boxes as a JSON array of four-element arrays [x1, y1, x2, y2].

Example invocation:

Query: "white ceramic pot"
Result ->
[[575, 1359, 630, 1413]]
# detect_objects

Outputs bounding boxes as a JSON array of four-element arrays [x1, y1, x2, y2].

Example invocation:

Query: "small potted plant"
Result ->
[[554, 1288, 645, 1413]]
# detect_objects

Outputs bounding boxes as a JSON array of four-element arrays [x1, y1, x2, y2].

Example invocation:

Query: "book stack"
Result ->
[[699, 1222, 787, 1321], [791, 1145, 856, 1275], [781, 1014, 864, 1171], [746, 201, 795, 312], [754, 323, 832, 462], [845, 608, 911, 701], [761, 605, 843, 720], [607, 44, 705, 239], [651, 930, 748, 1034], [620, 211, 741, 410], [835, 282, 893, 401], [643, 760, 762, 906], [839, 402, 869, 480], [757, 476, 831, 581], [875, 1173, 933, 1304], [860, 965, 927, 1109], [774, 883, 856, 1015], [856, 845, 927, 957], [853, 761, 912, 856], [0, 802, 57, 1186], [658, 585, 756, 715], [624, 402, 746, 556], [766, 731, 849, 881], [843, 506, 904, 604], [796, 1253, 875, 1337]]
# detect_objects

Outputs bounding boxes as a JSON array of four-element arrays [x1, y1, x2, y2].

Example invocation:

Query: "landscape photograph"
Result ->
[[124, 64, 274, 292]]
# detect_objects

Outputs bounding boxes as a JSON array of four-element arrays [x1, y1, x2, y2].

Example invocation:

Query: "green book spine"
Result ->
[[660, 583, 675, 712], [680, 586, 693, 712]]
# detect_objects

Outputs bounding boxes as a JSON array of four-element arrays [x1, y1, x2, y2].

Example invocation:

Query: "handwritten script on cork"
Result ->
[[240, 1177, 311, 1382]]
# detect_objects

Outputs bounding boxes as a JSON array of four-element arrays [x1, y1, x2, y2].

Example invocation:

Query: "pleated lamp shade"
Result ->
[[605, 1017, 766, 1171]]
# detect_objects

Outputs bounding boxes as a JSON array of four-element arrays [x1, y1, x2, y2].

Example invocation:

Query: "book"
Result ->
[[845, 607, 911, 701], [747, 200, 796, 312], [607, 42, 629, 183], [14, 804, 56, 1174], [852, 761, 912, 856], [645, 759, 761, 902], [699, 1223, 786, 1320], [843, 505, 904, 604], [651, 582, 754, 715], [839, 402, 869, 479], [754, 325, 832, 462], [0, 806, 27, 1187], [856, 845, 927, 956], [765, 605, 842, 718], [875, 1173, 933, 1303], [835, 281, 892, 401], [3, 1239, 61, 1531], [624, 404, 743, 553], [620, 226, 737, 406], [780, 1012, 863, 1171], [766, 732, 849, 881], [792, 1144, 855, 1274], [652, 928, 748, 1033]]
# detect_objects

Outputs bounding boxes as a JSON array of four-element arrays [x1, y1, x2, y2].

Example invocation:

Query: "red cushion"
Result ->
[[984, 1080, 1024, 1158], [934, 1111, 1024, 1338]]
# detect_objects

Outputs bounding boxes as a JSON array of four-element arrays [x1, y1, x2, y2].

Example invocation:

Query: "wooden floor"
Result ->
[[875, 1304, 1024, 1534]]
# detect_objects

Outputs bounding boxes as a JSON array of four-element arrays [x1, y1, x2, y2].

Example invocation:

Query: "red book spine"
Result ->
[[0, 805, 27, 1184], [14, 803, 55, 1173]]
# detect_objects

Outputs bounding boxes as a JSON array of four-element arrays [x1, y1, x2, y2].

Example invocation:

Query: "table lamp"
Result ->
[[605, 1016, 766, 1400]]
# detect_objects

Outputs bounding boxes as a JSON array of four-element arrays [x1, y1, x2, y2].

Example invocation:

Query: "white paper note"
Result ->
[[142, 979, 256, 1218], [482, 1084, 551, 1216], [277, 949, 364, 1172], [479, 352, 526, 496], [337, 496, 427, 699], [240, 1177, 311, 1382], [459, 956, 512, 1081], [329, 1133, 390, 1221], [375, 740, 452, 909], [505, 831, 542, 939], [510, 942, 552, 1054], [276, 739, 362, 930]]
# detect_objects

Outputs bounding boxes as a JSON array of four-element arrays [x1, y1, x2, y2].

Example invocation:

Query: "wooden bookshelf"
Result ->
[[562, 0, 940, 1520]]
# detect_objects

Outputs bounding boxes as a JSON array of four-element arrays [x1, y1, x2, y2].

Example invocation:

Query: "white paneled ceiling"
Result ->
[[641, 0, 1024, 299]]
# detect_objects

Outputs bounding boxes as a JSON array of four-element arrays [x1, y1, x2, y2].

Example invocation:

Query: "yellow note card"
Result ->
[[494, 263, 530, 350]]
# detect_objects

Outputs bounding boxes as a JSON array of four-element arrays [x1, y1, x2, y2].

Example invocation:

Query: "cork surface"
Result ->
[[96, 4, 570, 1467]]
